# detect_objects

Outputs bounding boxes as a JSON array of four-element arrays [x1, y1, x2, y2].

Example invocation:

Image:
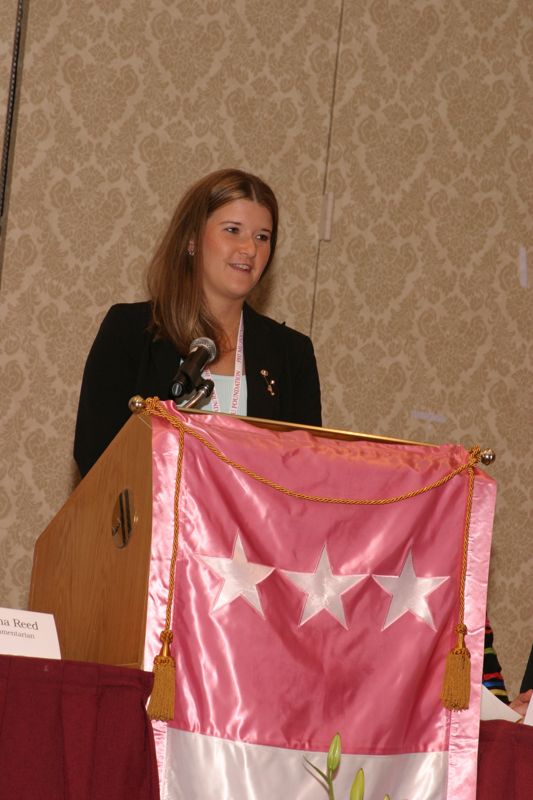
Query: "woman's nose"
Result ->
[[238, 235, 256, 256]]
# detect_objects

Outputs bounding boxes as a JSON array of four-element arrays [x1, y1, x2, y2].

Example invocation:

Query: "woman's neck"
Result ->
[[206, 298, 244, 373], [209, 298, 244, 345]]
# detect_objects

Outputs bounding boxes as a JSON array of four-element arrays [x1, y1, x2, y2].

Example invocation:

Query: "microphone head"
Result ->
[[190, 337, 217, 364]]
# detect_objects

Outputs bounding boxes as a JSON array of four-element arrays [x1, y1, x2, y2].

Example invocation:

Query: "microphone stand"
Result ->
[[180, 378, 215, 410]]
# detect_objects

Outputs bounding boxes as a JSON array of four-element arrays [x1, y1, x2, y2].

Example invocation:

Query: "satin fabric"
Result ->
[[164, 729, 449, 800], [146, 405, 497, 799], [447, 473, 495, 799]]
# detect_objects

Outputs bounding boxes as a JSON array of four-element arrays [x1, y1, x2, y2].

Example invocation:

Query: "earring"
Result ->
[[187, 245, 195, 256], [260, 369, 276, 396]]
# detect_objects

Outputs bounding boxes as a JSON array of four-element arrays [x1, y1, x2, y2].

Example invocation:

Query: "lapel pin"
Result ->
[[260, 369, 276, 396]]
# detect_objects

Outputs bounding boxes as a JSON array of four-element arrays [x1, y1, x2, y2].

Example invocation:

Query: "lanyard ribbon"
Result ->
[[203, 312, 244, 414]]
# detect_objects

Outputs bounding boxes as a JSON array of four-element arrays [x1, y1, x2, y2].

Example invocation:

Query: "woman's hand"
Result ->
[[510, 688, 533, 717]]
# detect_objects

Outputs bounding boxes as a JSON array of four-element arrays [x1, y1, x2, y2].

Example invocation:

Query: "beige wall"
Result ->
[[0, 0, 531, 696]]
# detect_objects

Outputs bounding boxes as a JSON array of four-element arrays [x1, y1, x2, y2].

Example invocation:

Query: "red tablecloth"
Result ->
[[4, 655, 531, 800], [478, 720, 533, 799], [0, 655, 159, 800]]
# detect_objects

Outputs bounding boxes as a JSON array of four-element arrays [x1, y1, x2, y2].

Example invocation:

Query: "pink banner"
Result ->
[[145, 406, 496, 800]]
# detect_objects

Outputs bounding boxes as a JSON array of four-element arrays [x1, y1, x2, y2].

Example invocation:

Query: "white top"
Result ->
[[198, 373, 248, 416]]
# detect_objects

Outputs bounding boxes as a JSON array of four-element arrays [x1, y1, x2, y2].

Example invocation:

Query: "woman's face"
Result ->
[[199, 198, 273, 309]]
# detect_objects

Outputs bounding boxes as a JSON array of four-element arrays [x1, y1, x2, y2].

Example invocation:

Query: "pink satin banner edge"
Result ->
[[144, 414, 182, 777], [446, 474, 497, 799]]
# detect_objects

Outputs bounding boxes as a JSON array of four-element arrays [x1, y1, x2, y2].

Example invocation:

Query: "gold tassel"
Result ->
[[440, 623, 471, 710], [147, 631, 176, 721]]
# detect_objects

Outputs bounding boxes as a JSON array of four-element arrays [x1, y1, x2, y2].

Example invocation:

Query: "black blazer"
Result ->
[[74, 301, 322, 476]]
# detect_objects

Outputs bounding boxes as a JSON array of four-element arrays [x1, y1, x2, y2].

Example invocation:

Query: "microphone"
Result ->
[[170, 337, 217, 399]]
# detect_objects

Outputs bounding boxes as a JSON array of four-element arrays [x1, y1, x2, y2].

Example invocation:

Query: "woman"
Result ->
[[74, 169, 322, 476]]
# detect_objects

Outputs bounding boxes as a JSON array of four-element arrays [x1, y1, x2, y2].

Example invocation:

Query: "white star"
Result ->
[[372, 549, 449, 630], [198, 533, 274, 617], [282, 545, 366, 628]]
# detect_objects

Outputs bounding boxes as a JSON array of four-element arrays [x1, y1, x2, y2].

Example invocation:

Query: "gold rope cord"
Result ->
[[146, 418, 185, 720], [440, 459, 477, 710], [459, 463, 476, 631], [144, 397, 481, 717], [143, 397, 482, 506]]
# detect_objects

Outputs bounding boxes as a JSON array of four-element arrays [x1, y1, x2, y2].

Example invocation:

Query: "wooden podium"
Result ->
[[28, 413, 154, 668]]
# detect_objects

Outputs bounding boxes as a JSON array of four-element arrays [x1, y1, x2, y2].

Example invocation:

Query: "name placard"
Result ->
[[0, 607, 61, 659]]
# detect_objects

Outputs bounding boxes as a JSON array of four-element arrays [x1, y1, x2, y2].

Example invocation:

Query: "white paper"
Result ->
[[480, 685, 522, 722], [0, 606, 61, 659]]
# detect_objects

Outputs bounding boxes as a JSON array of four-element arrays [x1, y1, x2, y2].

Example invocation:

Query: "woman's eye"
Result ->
[[256, 233, 271, 242], [224, 226, 239, 234]]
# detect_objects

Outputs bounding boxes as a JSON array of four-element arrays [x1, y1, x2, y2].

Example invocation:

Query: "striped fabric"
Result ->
[[483, 619, 510, 704]]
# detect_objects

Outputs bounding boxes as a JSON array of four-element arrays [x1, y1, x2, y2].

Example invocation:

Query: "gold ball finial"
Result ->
[[128, 395, 146, 414], [480, 449, 496, 466]]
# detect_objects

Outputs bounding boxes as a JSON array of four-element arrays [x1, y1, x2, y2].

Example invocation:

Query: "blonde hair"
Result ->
[[146, 168, 278, 354]]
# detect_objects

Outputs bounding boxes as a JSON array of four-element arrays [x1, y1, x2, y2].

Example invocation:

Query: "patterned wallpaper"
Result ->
[[0, 0, 531, 696]]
